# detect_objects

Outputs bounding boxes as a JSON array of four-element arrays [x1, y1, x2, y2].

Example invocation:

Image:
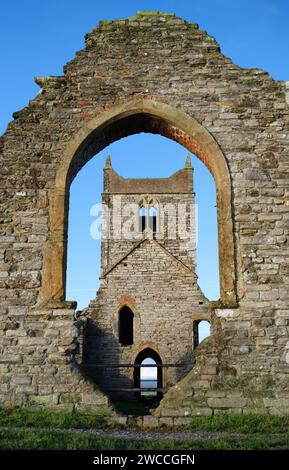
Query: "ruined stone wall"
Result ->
[[0, 305, 111, 411], [0, 11, 288, 413]]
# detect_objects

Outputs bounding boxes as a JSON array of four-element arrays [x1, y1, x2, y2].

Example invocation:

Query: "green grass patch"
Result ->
[[1, 409, 289, 434], [0, 427, 289, 450], [0, 408, 117, 430], [181, 414, 289, 434], [1, 410, 289, 450]]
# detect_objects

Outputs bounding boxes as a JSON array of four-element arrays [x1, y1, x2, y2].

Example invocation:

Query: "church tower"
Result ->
[[100, 153, 196, 276], [82, 155, 210, 399]]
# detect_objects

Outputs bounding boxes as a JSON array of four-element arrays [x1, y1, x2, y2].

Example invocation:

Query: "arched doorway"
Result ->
[[134, 348, 163, 401], [40, 98, 236, 307]]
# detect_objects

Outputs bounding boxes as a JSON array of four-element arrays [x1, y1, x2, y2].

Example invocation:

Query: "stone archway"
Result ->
[[40, 98, 236, 306]]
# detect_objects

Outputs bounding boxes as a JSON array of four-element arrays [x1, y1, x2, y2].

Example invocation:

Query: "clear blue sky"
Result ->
[[1, 1, 288, 313]]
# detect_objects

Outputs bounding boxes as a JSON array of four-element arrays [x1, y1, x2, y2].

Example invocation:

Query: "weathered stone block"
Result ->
[[18, 337, 48, 346], [81, 393, 108, 405], [208, 398, 247, 408], [264, 398, 289, 408], [17, 385, 38, 394], [214, 408, 243, 415], [159, 417, 173, 427], [59, 393, 81, 404], [29, 394, 59, 406], [11, 376, 32, 385], [142, 415, 159, 428], [161, 408, 191, 417], [206, 390, 226, 398], [44, 329, 60, 337], [200, 366, 217, 375], [173, 417, 192, 425], [0, 355, 22, 364]]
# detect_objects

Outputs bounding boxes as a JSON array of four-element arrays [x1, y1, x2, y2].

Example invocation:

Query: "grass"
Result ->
[[0, 409, 289, 449], [181, 414, 289, 434], [0, 408, 115, 430], [0, 427, 289, 450], [1, 408, 289, 433]]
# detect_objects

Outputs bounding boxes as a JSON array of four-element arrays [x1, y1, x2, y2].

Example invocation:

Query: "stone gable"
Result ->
[[102, 238, 198, 280]]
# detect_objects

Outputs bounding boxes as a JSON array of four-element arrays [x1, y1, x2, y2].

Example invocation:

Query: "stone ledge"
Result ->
[[191, 408, 212, 416], [34, 300, 77, 310]]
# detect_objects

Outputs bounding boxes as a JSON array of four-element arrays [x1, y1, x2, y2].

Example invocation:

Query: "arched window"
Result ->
[[193, 320, 211, 350], [149, 206, 157, 235], [119, 306, 134, 345], [139, 206, 146, 232], [134, 348, 163, 401]]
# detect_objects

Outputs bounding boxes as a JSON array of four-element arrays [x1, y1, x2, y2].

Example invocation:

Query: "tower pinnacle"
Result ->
[[185, 153, 192, 168], [105, 154, 112, 168]]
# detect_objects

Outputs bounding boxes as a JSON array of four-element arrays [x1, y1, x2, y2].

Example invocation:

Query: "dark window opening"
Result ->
[[139, 206, 146, 232], [193, 320, 211, 349], [119, 306, 134, 346]]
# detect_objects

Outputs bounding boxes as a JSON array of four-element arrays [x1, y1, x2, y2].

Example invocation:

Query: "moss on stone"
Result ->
[[59, 393, 81, 404], [137, 11, 162, 16]]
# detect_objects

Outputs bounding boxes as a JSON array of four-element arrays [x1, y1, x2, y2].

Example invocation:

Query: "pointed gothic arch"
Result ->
[[40, 98, 236, 306]]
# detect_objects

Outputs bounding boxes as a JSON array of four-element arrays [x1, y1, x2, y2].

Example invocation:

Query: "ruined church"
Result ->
[[0, 11, 288, 420]]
